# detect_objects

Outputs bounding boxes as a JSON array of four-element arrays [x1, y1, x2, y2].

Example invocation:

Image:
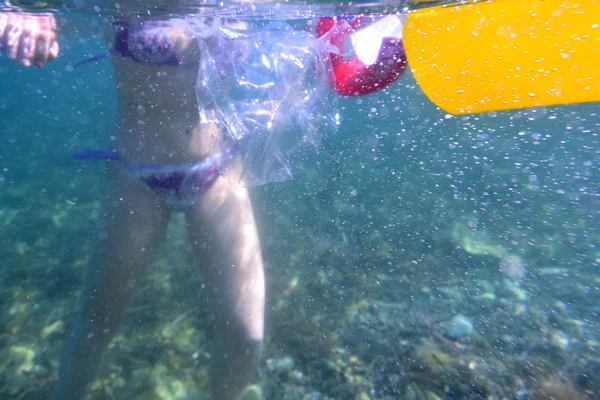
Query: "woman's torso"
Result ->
[[107, 17, 220, 164]]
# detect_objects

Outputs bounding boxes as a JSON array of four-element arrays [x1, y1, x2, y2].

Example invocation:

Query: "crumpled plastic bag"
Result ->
[[194, 20, 338, 186]]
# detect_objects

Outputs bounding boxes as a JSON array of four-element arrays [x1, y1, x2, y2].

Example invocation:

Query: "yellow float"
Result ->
[[404, 0, 600, 114]]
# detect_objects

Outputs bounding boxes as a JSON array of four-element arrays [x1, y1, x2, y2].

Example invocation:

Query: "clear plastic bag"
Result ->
[[194, 20, 338, 186]]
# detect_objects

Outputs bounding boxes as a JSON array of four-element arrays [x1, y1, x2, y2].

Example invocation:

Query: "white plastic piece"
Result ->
[[350, 14, 406, 66]]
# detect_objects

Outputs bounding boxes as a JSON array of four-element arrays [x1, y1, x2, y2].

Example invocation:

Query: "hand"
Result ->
[[0, 12, 59, 67]]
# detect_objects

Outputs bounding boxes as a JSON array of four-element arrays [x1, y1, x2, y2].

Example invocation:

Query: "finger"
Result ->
[[0, 14, 8, 49], [33, 29, 57, 67], [19, 29, 36, 67], [17, 15, 37, 67], [34, 35, 49, 66], [35, 40, 59, 67], [40, 15, 59, 65], [48, 40, 59, 59], [6, 15, 24, 60]]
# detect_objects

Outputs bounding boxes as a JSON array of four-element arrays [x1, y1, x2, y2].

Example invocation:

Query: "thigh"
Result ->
[[185, 171, 265, 341], [81, 162, 171, 317]]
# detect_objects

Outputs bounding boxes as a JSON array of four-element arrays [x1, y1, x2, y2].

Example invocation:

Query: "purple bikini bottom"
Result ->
[[74, 147, 239, 212]]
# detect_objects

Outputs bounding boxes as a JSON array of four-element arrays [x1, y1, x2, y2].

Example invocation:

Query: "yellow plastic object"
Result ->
[[403, 0, 600, 114]]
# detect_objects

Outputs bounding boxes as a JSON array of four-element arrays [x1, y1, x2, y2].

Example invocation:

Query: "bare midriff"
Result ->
[[107, 20, 218, 165]]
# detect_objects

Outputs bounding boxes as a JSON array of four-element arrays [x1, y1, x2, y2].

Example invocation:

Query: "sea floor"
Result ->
[[1, 154, 599, 400]]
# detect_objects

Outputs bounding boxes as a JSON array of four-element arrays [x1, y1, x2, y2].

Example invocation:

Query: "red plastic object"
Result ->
[[317, 16, 407, 96]]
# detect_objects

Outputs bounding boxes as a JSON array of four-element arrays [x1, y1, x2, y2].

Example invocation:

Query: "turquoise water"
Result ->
[[1, 6, 600, 400]]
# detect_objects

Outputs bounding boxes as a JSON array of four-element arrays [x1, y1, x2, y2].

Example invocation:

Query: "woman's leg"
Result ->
[[52, 163, 170, 400], [186, 168, 266, 400]]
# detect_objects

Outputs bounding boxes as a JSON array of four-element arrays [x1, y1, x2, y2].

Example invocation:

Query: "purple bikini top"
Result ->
[[75, 20, 187, 67], [113, 20, 182, 65]]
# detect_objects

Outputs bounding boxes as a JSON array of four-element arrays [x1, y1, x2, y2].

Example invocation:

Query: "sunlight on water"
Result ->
[[3, 0, 458, 17]]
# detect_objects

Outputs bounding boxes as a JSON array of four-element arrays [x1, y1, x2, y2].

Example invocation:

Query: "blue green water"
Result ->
[[1, 10, 600, 400]]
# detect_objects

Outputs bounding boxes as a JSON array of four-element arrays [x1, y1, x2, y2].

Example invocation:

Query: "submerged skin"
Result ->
[[0, 11, 58, 66], [1, 14, 265, 400]]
